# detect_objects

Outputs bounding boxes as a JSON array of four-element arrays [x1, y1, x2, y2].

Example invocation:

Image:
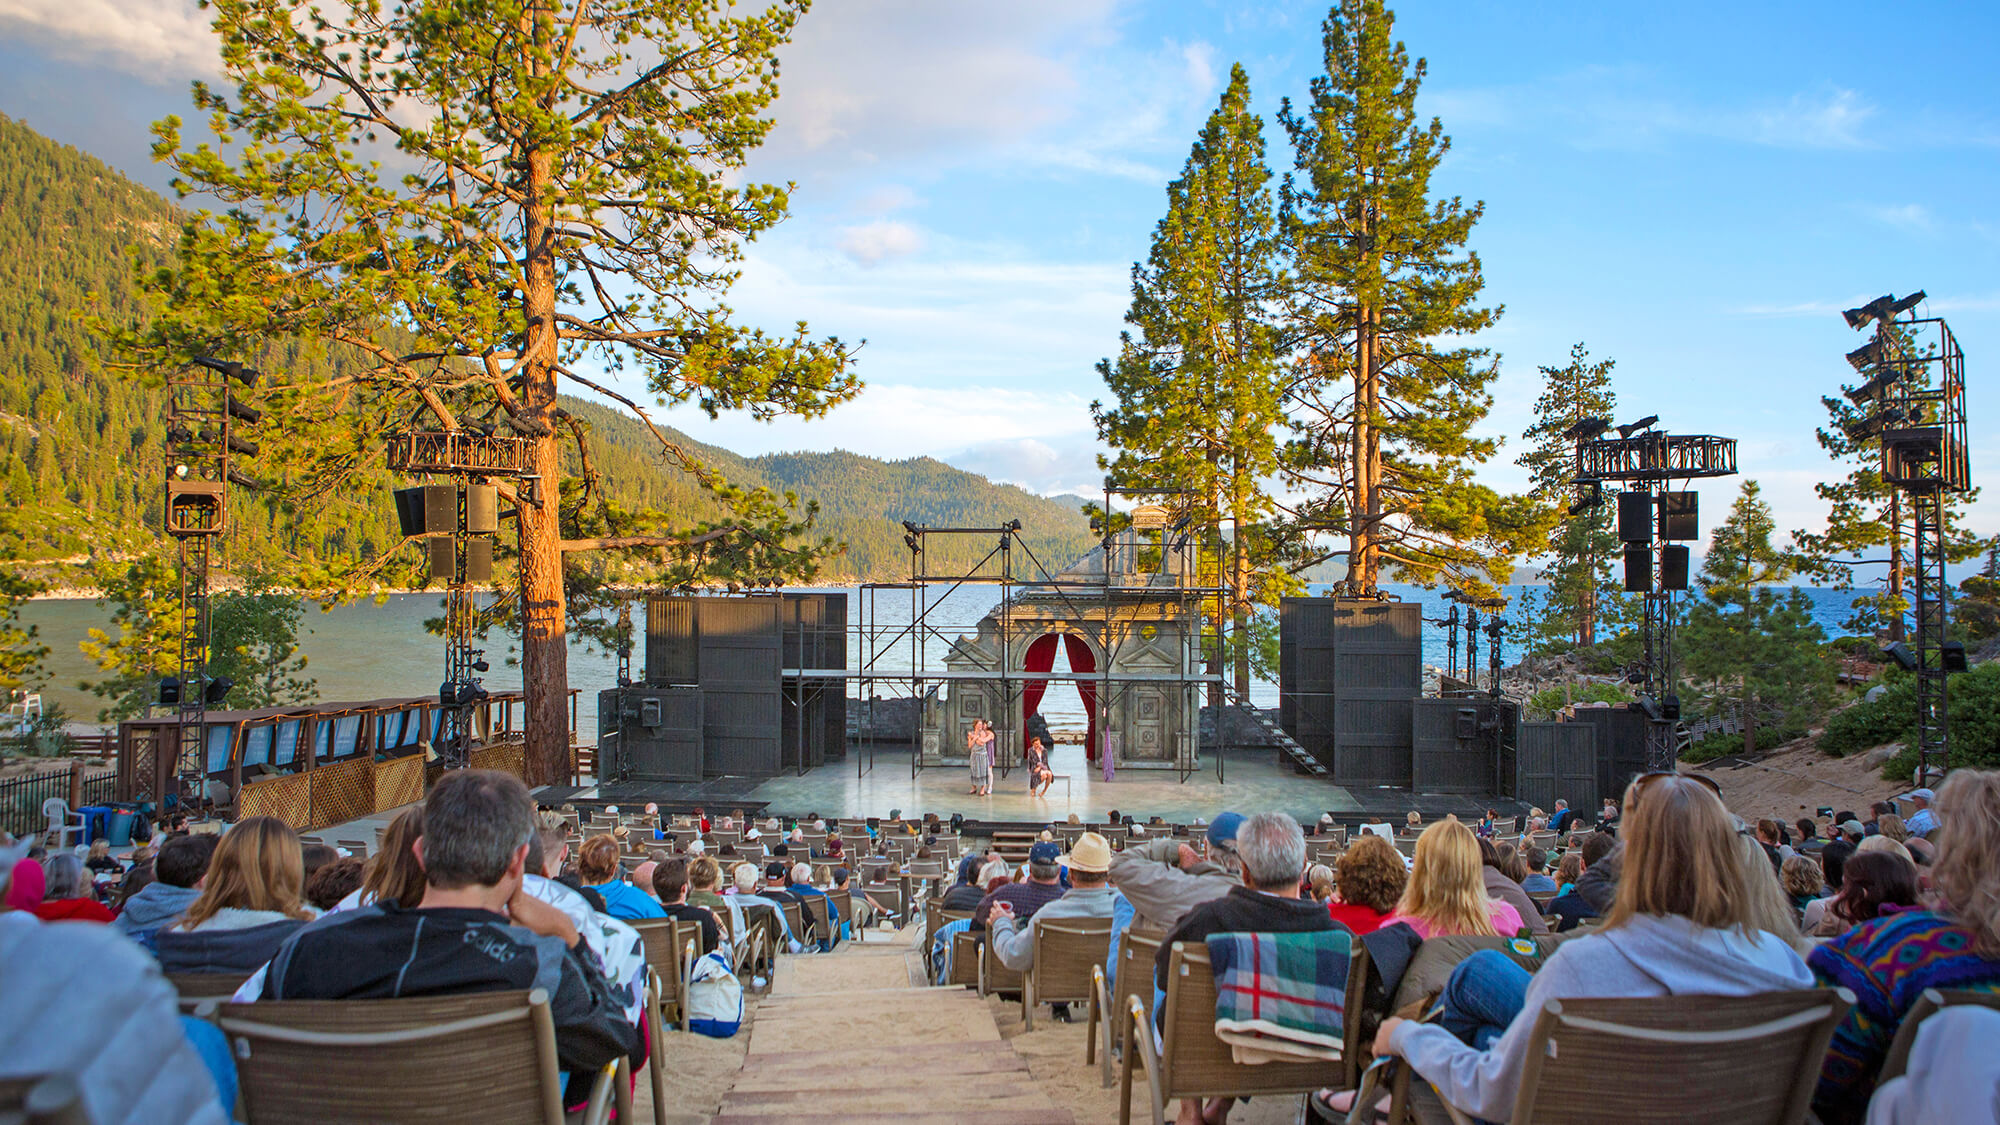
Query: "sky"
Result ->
[[3, 0, 1997, 573]]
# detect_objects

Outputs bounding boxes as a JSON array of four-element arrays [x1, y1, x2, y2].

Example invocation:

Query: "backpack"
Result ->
[[684, 950, 742, 1038]]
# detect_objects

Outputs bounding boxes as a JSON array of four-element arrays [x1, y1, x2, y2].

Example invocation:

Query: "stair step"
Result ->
[[713, 1113, 1072, 1125]]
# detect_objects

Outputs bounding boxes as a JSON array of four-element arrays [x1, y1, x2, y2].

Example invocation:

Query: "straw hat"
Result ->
[[1067, 832, 1112, 874]]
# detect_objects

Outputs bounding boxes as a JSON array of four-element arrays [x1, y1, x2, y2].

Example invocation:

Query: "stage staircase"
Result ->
[[1220, 686, 1330, 777]]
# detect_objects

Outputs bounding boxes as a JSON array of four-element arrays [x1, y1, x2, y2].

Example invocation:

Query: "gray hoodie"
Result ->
[[1390, 914, 1813, 1121], [113, 882, 201, 945], [1107, 838, 1237, 936]]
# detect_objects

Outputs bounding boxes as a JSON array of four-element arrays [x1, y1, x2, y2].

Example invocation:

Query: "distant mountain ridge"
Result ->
[[0, 112, 1094, 581]]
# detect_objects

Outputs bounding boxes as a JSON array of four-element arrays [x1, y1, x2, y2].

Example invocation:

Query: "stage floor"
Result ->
[[568, 741, 1529, 827]]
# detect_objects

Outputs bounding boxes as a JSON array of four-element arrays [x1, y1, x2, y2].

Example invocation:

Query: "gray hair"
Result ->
[[421, 770, 535, 890], [1028, 860, 1061, 881], [43, 852, 86, 899], [790, 861, 814, 886], [1235, 812, 1306, 890]]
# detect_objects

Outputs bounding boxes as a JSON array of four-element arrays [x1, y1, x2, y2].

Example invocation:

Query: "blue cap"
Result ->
[[1028, 841, 1063, 864], [1207, 812, 1246, 848]]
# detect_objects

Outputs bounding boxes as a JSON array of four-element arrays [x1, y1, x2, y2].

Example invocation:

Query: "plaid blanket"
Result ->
[[1206, 929, 1352, 1063]]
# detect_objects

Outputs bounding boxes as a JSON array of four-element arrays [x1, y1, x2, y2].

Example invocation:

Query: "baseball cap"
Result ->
[[1068, 832, 1112, 873], [1902, 788, 1936, 802], [1840, 819, 1866, 837], [1207, 812, 1246, 849], [1028, 841, 1063, 865]]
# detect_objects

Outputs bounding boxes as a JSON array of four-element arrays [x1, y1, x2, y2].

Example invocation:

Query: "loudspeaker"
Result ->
[[1623, 544, 1651, 592], [464, 485, 499, 535], [1660, 544, 1690, 591], [1660, 492, 1698, 540], [463, 538, 493, 583], [1617, 491, 1653, 543], [423, 484, 459, 534], [428, 537, 456, 584], [393, 487, 427, 538]]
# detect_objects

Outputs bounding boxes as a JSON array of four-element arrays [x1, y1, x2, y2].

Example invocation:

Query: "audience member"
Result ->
[[1304, 863, 1335, 904], [255, 770, 640, 1077], [1546, 799, 1574, 835], [1519, 847, 1556, 894], [1157, 813, 1331, 1125], [1544, 831, 1618, 932], [303, 856, 365, 912], [35, 853, 116, 923], [578, 834, 665, 921], [1383, 819, 1526, 939], [299, 842, 340, 882], [339, 806, 428, 910], [1553, 851, 1583, 896], [84, 838, 124, 876], [973, 842, 1069, 931], [991, 832, 1115, 971], [1811, 769, 2000, 1122], [1476, 837, 1548, 935], [1107, 811, 1242, 936], [116, 833, 217, 947], [1812, 851, 1921, 938], [1899, 787, 1936, 838], [651, 858, 720, 955], [112, 843, 158, 909], [1326, 833, 1405, 936], [1366, 774, 1812, 1123], [941, 855, 986, 912], [1780, 854, 1826, 926], [158, 816, 314, 973]]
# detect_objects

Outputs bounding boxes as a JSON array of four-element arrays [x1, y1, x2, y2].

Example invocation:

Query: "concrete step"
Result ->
[[713, 1113, 1073, 1125]]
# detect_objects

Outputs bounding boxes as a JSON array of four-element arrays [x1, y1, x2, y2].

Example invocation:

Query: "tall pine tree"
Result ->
[[1518, 342, 1625, 649], [1682, 481, 1833, 758], [1278, 0, 1544, 597], [105, 0, 859, 783], [1093, 64, 1292, 697]]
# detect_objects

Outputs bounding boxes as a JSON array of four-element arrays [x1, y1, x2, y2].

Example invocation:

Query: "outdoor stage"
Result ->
[[558, 740, 1534, 828]]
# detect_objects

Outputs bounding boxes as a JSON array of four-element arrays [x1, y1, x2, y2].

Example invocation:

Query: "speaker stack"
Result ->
[[394, 483, 499, 584]]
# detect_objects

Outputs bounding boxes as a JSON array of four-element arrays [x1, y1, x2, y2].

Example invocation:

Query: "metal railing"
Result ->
[[1, 766, 117, 839]]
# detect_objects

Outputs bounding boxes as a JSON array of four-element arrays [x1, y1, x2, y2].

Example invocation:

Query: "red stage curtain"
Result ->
[[1019, 633, 1060, 755], [1064, 633, 1099, 763]]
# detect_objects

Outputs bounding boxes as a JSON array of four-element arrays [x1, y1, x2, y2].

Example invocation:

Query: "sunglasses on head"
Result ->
[[1633, 769, 1723, 797]]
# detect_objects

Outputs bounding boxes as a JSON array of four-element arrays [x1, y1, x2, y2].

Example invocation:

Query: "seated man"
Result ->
[[1519, 846, 1558, 895], [783, 862, 840, 951], [114, 833, 218, 950], [255, 770, 639, 1076], [990, 832, 1115, 972], [651, 858, 720, 956], [971, 842, 1069, 932], [1544, 832, 1618, 932]]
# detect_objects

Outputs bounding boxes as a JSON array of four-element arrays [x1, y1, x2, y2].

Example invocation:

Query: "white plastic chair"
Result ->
[[42, 798, 86, 848]]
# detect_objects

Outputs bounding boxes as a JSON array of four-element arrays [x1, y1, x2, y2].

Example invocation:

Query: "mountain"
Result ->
[[0, 113, 1093, 582]]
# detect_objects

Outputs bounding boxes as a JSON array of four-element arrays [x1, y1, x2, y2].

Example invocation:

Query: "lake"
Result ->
[[19, 582, 1868, 740]]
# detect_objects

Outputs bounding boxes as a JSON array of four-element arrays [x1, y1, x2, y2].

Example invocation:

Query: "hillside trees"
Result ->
[[1093, 65, 1295, 699], [1277, 0, 1546, 597], [1518, 342, 1627, 649], [107, 0, 859, 783]]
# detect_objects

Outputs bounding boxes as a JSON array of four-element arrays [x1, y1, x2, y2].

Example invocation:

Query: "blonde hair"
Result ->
[[1780, 854, 1824, 899], [1604, 775, 1765, 937], [689, 855, 722, 891], [1855, 834, 1913, 862], [1556, 852, 1584, 888], [1930, 769, 2000, 957], [1736, 835, 1809, 953], [1396, 818, 1498, 937], [1875, 813, 1908, 842], [87, 839, 111, 860], [179, 815, 310, 928], [1306, 863, 1335, 902], [577, 834, 621, 883]]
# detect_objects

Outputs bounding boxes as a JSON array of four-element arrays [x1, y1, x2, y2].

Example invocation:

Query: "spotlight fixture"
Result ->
[[1888, 291, 1927, 318], [1880, 641, 1918, 672], [1615, 415, 1660, 439], [1845, 369, 1897, 405], [1561, 416, 1611, 442], [903, 533, 920, 553], [1846, 339, 1888, 372], [1567, 479, 1604, 516], [1842, 294, 1897, 331], [900, 520, 921, 536], [1005, 519, 1024, 532], [191, 356, 261, 387], [202, 676, 234, 706]]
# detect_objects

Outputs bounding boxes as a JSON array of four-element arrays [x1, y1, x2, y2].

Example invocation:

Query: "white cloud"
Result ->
[[941, 435, 1106, 496], [1746, 89, 1874, 149], [0, 0, 216, 75], [1862, 203, 1933, 231], [834, 219, 926, 265]]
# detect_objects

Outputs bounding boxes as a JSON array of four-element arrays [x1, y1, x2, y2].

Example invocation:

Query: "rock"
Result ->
[[1862, 744, 1900, 768], [1864, 685, 1888, 703]]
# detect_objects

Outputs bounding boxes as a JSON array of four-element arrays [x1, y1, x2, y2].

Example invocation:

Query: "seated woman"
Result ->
[[1810, 768, 2000, 1124], [1326, 834, 1405, 935], [33, 854, 115, 923], [1380, 818, 1525, 940], [1364, 775, 1813, 1122], [576, 834, 665, 921], [1809, 851, 1920, 938], [157, 816, 316, 974]]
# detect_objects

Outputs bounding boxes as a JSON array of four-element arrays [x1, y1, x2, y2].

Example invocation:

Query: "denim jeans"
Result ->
[[181, 1015, 236, 1119], [1434, 949, 1531, 1051]]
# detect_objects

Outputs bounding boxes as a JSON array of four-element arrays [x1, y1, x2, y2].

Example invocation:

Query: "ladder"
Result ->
[[1218, 686, 1329, 777]]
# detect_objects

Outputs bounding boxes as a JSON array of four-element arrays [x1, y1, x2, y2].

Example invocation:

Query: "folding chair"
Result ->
[[1089, 930, 1162, 1088], [167, 971, 254, 1015], [217, 989, 624, 1125], [1878, 987, 2000, 1083], [1020, 915, 1112, 1029]]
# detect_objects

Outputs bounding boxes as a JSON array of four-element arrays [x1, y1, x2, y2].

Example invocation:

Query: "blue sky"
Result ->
[[3, 0, 1996, 567]]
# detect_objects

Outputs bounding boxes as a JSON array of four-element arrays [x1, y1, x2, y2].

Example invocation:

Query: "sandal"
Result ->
[[1310, 1088, 1389, 1125]]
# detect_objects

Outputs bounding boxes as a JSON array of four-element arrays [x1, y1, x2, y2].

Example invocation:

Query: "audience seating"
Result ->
[[167, 971, 254, 1015], [1119, 942, 1345, 1125], [1020, 915, 1113, 1029], [827, 887, 858, 943], [776, 900, 804, 951], [949, 931, 983, 988], [631, 918, 702, 1028], [978, 929, 1025, 999], [800, 894, 835, 948], [1877, 987, 2000, 1084], [1391, 989, 1854, 1125], [0, 1074, 88, 1125], [1088, 930, 1163, 1088], [217, 989, 625, 1125]]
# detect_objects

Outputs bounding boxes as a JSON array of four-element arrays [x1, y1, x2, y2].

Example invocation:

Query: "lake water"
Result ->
[[20, 582, 1867, 740]]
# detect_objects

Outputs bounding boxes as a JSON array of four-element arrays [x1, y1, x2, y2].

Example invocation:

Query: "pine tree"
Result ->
[[1518, 343, 1626, 649], [1277, 0, 1546, 597], [103, 0, 859, 783], [1681, 481, 1833, 758], [0, 561, 49, 694], [1093, 64, 1293, 698]]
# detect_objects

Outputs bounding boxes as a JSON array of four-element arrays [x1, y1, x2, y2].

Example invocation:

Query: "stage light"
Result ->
[[192, 356, 260, 387], [1880, 642, 1918, 671], [1888, 291, 1926, 317], [1005, 519, 1023, 532], [1843, 295, 1897, 331], [901, 520, 921, 536], [472, 658, 490, 673], [1846, 339, 1887, 372], [203, 676, 233, 706], [903, 533, 920, 553], [225, 395, 262, 425], [1561, 416, 1611, 442], [1567, 480, 1603, 516], [1845, 369, 1897, 404], [1615, 416, 1659, 439]]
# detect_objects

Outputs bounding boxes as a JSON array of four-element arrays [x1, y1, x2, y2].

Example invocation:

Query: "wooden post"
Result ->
[[68, 758, 86, 813]]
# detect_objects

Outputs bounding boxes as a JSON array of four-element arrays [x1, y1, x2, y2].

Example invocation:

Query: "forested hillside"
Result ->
[[0, 114, 1093, 582]]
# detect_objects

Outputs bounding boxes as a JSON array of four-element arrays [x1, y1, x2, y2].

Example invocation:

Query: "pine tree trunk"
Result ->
[[517, 131, 571, 787], [1579, 580, 1597, 648], [1232, 509, 1251, 697], [1350, 315, 1379, 592]]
